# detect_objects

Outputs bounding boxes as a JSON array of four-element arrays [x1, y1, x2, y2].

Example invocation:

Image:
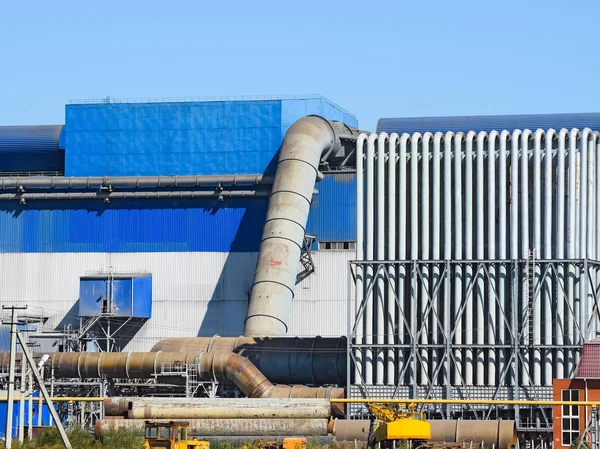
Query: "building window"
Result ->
[[318, 241, 356, 251], [562, 389, 580, 446]]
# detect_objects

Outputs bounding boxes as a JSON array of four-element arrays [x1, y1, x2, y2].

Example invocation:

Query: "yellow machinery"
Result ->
[[143, 421, 210, 449], [257, 438, 307, 449], [367, 403, 431, 446]]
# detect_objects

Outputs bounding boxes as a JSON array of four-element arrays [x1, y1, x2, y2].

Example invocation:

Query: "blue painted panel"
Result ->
[[113, 278, 133, 316], [0, 392, 54, 438], [377, 113, 600, 135], [0, 199, 268, 253], [306, 173, 356, 243], [65, 100, 283, 176], [133, 276, 152, 318], [79, 278, 107, 316]]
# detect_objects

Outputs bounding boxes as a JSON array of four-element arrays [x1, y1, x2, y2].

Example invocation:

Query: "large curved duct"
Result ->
[[244, 116, 359, 336], [0, 350, 344, 415], [150, 336, 347, 386]]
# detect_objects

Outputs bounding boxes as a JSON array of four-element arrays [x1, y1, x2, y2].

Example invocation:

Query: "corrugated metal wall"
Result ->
[[355, 129, 600, 388], [377, 112, 600, 135], [0, 250, 352, 352]]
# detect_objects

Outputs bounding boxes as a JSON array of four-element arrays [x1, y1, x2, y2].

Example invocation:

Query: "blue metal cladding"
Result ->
[[377, 112, 600, 134], [0, 125, 65, 172], [307, 172, 356, 242], [64, 97, 358, 176], [0, 392, 54, 438], [0, 199, 268, 253], [79, 275, 152, 318]]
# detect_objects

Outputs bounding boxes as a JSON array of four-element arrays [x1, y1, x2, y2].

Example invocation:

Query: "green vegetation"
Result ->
[[4, 427, 144, 449]]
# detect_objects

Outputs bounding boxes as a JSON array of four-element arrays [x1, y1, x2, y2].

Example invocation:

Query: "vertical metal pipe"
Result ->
[[453, 133, 464, 384], [498, 130, 510, 386], [410, 133, 422, 385], [543, 129, 556, 386], [432, 132, 443, 385], [567, 129, 580, 374], [532, 129, 543, 386], [398, 134, 410, 383], [520, 129, 532, 386], [365, 133, 377, 385], [510, 130, 521, 390], [585, 131, 596, 339], [476, 131, 486, 385], [556, 129, 568, 379], [420, 132, 432, 385], [386, 133, 398, 385], [595, 132, 600, 339], [487, 131, 498, 386], [376, 133, 388, 384], [355, 134, 367, 385], [465, 131, 476, 386], [443, 132, 454, 386]]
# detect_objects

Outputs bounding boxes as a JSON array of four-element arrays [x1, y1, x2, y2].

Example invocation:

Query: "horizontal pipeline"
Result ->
[[95, 418, 330, 437], [0, 175, 272, 189], [127, 404, 331, 420], [0, 190, 268, 201]]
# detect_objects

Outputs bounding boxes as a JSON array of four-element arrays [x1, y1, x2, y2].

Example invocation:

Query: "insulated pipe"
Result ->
[[521, 129, 532, 386], [453, 132, 464, 384], [431, 132, 442, 384], [0, 175, 271, 189], [510, 130, 520, 391], [397, 134, 410, 382], [244, 116, 358, 336], [464, 131, 475, 386], [355, 134, 367, 384], [151, 336, 347, 386], [386, 133, 398, 385], [0, 351, 345, 415], [443, 132, 453, 387], [428, 420, 517, 449], [376, 133, 387, 384], [487, 130, 498, 385], [95, 418, 329, 437], [533, 129, 543, 386], [556, 129, 568, 379], [567, 129, 580, 373], [543, 129, 556, 385], [580, 129, 591, 345], [365, 133, 377, 384], [410, 133, 421, 387], [498, 130, 510, 380], [0, 190, 268, 201], [420, 132, 432, 385], [475, 131, 486, 385]]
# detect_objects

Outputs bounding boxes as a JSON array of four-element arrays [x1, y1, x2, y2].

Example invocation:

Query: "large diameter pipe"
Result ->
[[95, 418, 329, 437], [127, 404, 330, 420], [429, 420, 517, 449], [151, 336, 347, 386], [244, 116, 358, 336]]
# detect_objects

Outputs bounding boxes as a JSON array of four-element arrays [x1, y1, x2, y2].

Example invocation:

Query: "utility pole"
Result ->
[[2, 305, 27, 449]]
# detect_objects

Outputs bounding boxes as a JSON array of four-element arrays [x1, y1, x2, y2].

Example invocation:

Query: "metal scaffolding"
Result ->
[[348, 258, 600, 432]]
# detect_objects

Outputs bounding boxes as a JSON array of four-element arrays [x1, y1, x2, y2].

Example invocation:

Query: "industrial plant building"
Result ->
[[1, 96, 600, 437]]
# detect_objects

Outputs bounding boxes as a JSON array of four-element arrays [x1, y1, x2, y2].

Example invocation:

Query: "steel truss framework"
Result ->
[[347, 259, 600, 432]]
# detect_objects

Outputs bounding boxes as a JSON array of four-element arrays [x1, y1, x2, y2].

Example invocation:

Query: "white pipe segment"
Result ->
[[476, 131, 486, 386], [244, 116, 359, 336], [464, 130, 475, 386], [355, 133, 367, 384], [420, 132, 432, 385], [453, 132, 464, 384], [432, 132, 443, 384], [443, 131, 453, 384], [556, 129, 568, 379], [397, 133, 410, 381], [410, 133, 421, 384], [498, 130, 510, 380], [386, 133, 398, 385], [533, 129, 543, 386], [365, 133, 377, 384], [487, 130, 498, 385], [376, 133, 387, 384]]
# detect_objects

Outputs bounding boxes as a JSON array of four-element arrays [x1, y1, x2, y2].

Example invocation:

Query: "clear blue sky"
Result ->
[[1, 0, 598, 132]]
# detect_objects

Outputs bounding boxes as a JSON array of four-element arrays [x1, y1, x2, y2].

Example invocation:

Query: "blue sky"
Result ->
[[1, 0, 598, 132]]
